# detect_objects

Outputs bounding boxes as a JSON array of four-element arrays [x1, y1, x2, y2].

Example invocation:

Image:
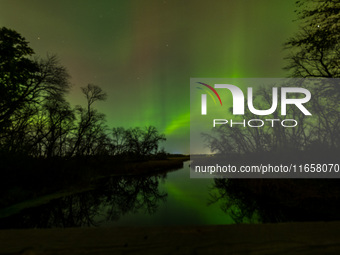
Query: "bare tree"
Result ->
[[70, 84, 108, 157]]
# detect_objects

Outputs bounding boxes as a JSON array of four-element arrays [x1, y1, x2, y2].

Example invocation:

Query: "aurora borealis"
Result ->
[[0, 0, 299, 153]]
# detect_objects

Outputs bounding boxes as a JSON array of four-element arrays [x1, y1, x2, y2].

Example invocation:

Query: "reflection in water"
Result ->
[[211, 178, 340, 223], [0, 175, 167, 228], [0, 162, 235, 228]]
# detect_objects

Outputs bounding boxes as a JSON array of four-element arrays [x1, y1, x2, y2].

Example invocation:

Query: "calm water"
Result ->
[[0, 161, 234, 228]]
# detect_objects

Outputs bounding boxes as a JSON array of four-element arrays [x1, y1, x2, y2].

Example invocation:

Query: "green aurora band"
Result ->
[[0, 0, 299, 154]]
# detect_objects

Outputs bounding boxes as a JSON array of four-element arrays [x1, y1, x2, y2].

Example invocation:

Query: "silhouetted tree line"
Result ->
[[203, 0, 340, 155], [0, 27, 165, 160], [206, 0, 340, 224], [203, 79, 340, 155]]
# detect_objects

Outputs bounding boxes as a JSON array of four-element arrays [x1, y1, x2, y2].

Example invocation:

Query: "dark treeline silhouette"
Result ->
[[0, 27, 166, 160], [0, 27, 169, 213], [202, 79, 340, 155], [203, 0, 340, 223], [202, 0, 340, 156]]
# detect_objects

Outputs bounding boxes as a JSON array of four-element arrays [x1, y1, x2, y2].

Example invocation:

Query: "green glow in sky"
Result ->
[[164, 111, 190, 135], [0, 0, 299, 153]]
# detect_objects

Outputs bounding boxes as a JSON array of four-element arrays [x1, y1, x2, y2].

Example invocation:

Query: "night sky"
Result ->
[[0, 0, 299, 154]]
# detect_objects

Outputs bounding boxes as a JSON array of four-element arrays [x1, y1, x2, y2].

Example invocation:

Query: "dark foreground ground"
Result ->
[[1, 222, 340, 255]]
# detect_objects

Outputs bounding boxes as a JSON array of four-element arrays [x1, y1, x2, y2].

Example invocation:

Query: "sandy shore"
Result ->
[[1, 221, 340, 254]]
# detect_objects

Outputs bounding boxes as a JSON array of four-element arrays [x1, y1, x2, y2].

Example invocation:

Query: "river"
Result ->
[[0, 161, 234, 228]]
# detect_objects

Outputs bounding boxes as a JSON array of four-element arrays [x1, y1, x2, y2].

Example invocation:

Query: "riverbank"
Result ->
[[1, 221, 339, 254], [109, 156, 189, 176]]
